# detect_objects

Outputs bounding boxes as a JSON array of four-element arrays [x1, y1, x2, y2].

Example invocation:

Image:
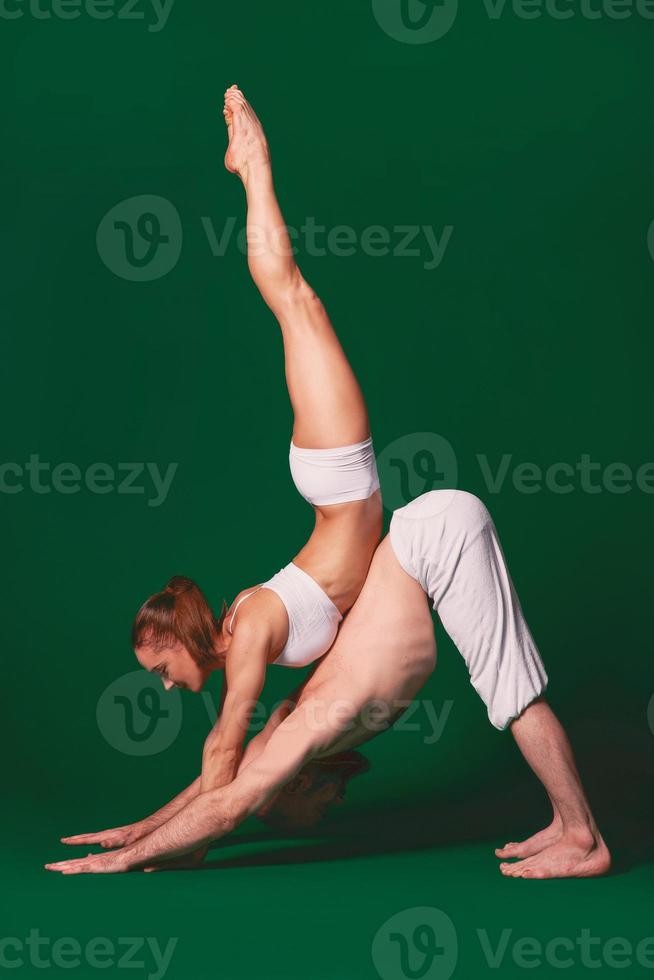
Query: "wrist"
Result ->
[[115, 846, 140, 872]]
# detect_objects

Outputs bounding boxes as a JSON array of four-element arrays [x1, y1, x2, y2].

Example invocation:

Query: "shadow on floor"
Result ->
[[194, 768, 653, 876]]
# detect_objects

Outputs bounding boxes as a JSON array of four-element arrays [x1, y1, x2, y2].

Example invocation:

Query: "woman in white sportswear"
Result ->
[[131, 86, 382, 793]]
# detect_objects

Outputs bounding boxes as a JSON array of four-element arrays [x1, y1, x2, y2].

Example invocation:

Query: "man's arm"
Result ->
[[45, 701, 322, 874], [60, 682, 302, 853]]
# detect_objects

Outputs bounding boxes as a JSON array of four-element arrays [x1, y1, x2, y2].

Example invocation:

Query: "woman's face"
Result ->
[[135, 640, 214, 693]]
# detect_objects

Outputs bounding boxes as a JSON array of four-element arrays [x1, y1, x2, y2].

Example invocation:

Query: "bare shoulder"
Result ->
[[230, 585, 289, 653]]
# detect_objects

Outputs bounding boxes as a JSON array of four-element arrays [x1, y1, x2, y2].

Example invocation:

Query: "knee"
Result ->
[[282, 273, 321, 310]]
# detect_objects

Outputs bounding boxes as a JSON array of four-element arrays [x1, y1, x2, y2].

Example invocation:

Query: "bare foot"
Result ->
[[495, 816, 563, 860], [222, 84, 270, 186], [499, 828, 611, 880]]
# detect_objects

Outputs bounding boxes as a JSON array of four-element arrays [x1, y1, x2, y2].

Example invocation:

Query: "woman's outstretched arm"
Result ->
[[45, 707, 321, 874], [199, 625, 271, 792]]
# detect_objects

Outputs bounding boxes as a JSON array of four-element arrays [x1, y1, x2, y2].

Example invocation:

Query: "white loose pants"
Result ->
[[390, 490, 548, 730]]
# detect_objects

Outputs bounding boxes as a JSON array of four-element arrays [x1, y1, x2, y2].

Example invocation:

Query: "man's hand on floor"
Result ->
[[45, 841, 208, 875], [60, 820, 151, 850], [45, 848, 135, 875]]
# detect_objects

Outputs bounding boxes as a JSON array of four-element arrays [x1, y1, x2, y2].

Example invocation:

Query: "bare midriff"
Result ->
[[292, 490, 383, 614]]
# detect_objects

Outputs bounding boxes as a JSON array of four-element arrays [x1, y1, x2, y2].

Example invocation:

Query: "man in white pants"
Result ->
[[47, 491, 610, 880]]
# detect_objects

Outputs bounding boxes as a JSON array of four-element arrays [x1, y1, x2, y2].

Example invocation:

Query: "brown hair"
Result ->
[[131, 575, 226, 667]]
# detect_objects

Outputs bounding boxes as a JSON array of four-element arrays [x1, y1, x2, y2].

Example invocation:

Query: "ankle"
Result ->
[[243, 157, 273, 192], [559, 822, 598, 849]]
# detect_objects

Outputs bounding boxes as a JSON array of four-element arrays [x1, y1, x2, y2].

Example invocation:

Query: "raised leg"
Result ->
[[498, 698, 611, 879], [223, 85, 369, 449]]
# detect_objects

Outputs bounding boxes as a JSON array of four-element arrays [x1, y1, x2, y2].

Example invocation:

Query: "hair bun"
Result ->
[[164, 575, 195, 597]]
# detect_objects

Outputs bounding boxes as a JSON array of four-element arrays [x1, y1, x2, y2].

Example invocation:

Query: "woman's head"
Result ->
[[132, 575, 226, 692]]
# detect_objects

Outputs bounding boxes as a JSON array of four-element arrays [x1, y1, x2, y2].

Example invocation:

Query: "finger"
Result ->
[[61, 832, 111, 844], [46, 858, 105, 874], [61, 834, 101, 843], [45, 860, 87, 870], [46, 855, 98, 868]]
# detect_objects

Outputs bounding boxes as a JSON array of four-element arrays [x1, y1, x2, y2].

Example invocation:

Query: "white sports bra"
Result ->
[[227, 562, 343, 668]]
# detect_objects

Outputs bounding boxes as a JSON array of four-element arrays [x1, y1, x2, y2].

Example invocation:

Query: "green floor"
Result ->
[[7, 805, 654, 980]]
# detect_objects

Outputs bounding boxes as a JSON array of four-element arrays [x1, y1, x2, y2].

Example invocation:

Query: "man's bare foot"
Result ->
[[495, 816, 563, 860], [223, 84, 270, 186], [499, 828, 611, 879]]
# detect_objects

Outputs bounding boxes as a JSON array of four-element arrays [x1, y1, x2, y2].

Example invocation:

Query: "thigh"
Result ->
[[435, 515, 548, 730], [279, 285, 370, 448]]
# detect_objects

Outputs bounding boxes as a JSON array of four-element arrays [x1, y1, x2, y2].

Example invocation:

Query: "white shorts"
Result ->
[[289, 437, 380, 507], [390, 490, 548, 730]]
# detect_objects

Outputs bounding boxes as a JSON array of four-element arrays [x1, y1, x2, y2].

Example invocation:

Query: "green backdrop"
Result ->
[[2, 1, 653, 977]]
